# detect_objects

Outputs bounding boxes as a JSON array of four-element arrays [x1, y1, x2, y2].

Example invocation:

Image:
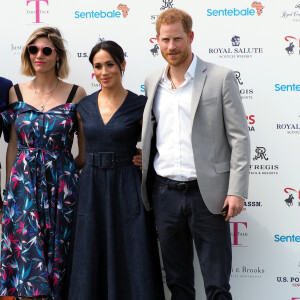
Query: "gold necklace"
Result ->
[[34, 78, 60, 111], [168, 68, 176, 89]]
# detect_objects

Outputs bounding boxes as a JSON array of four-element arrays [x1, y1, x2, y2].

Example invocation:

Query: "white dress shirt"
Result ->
[[153, 55, 197, 181]]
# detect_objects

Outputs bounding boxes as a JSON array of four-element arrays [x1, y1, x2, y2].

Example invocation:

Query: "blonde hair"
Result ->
[[21, 27, 69, 79], [156, 8, 193, 35]]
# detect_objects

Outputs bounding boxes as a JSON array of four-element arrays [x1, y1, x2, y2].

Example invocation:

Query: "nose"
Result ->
[[102, 66, 108, 74], [36, 48, 44, 57], [168, 39, 176, 51]]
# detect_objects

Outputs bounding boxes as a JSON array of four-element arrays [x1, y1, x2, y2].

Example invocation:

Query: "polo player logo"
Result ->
[[251, 2, 265, 16], [161, 0, 174, 11], [150, 44, 160, 56], [234, 71, 243, 85], [253, 147, 268, 161], [117, 4, 130, 18], [284, 194, 294, 207], [231, 36, 240, 47], [285, 42, 295, 55]]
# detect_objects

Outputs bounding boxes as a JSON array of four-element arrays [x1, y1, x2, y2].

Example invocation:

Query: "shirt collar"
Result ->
[[161, 54, 197, 83]]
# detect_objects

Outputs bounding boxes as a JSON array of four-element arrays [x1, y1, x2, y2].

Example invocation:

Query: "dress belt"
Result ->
[[85, 151, 136, 168], [155, 174, 199, 191]]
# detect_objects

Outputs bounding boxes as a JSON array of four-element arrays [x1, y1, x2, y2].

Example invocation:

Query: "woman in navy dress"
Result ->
[[67, 41, 165, 300]]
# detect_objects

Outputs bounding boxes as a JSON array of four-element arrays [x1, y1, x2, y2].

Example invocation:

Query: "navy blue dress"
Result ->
[[68, 90, 164, 300]]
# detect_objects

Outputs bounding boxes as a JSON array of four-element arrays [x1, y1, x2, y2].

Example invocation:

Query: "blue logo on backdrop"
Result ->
[[207, 8, 256, 17], [274, 234, 300, 242], [207, 2, 265, 17], [275, 84, 300, 91], [75, 10, 122, 19]]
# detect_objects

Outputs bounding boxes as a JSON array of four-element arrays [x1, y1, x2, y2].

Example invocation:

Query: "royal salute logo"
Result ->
[[284, 36, 300, 55], [208, 35, 263, 59], [281, 2, 300, 22], [276, 114, 300, 134], [206, 2, 265, 17], [26, 0, 50, 23], [234, 71, 254, 100], [250, 147, 279, 176], [283, 188, 300, 208], [230, 221, 248, 247]]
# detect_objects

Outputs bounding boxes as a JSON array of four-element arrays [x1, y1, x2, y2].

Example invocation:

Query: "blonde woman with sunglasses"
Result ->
[[0, 27, 86, 300]]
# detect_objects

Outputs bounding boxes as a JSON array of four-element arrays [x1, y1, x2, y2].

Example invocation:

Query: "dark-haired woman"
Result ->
[[67, 41, 165, 300], [0, 27, 86, 300]]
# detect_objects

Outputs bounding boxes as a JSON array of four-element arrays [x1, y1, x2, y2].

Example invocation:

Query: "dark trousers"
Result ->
[[152, 176, 232, 300]]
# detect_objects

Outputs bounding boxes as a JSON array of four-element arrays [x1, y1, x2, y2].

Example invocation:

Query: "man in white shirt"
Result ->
[[141, 8, 250, 300]]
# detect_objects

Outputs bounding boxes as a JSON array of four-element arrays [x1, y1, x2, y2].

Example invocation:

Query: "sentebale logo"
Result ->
[[207, 2, 265, 17], [27, 0, 49, 23]]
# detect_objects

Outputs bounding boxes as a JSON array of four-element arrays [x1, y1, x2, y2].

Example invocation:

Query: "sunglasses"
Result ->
[[27, 45, 56, 56]]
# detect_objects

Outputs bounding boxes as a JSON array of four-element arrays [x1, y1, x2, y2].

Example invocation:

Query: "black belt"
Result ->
[[86, 151, 135, 168], [156, 175, 198, 191]]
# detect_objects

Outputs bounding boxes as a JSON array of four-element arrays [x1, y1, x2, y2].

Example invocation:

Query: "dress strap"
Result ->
[[14, 84, 24, 102], [66, 85, 79, 103]]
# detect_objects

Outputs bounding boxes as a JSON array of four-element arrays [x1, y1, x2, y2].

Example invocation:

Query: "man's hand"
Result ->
[[132, 149, 142, 169], [222, 195, 244, 222]]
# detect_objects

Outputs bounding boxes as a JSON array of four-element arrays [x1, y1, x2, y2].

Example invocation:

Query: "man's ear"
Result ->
[[188, 31, 194, 44]]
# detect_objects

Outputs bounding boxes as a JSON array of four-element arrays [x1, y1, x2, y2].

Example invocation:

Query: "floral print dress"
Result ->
[[0, 85, 79, 299]]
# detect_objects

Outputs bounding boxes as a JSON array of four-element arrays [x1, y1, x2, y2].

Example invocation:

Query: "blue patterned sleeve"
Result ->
[[0, 104, 16, 128]]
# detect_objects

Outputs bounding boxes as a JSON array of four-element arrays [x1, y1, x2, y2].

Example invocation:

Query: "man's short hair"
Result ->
[[156, 8, 193, 35]]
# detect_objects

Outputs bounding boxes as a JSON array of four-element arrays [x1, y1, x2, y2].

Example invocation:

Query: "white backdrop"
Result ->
[[1, 1, 300, 299]]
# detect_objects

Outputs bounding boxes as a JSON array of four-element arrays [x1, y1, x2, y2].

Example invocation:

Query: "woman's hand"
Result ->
[[133, 149, 142, 170]]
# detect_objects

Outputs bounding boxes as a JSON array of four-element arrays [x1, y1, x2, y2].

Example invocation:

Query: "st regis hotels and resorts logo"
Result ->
[[150, 0, 175, 24], [249, 146, 279, 176], [234, 71, 254, 100], [26, 0, 50, 23]]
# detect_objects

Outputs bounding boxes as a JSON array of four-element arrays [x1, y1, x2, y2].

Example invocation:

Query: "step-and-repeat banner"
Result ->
[[0, 1, 300, 299]]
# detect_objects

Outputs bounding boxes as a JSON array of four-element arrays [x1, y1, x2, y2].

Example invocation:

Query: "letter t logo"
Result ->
[[230, 222, 248, 246], [27, 0, 49, 23]]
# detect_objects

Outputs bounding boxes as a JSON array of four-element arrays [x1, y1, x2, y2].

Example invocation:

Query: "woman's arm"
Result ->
[[6, 122, 18, 185], [74, 112, 86, 170]]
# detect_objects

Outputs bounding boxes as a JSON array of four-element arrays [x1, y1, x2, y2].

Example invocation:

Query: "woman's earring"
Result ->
[[56, 60, 60, 69]]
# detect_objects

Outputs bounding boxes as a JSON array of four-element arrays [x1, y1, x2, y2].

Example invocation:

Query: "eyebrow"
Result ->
[[94, 60, 115, 64]]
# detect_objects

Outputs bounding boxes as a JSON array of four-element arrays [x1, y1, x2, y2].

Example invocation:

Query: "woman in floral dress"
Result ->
[[0, 27, 86, 300]]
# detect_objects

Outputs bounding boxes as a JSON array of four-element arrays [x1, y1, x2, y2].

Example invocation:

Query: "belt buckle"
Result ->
[[176, 182, 188, 191], [93, 152, 115, 168], [100, 152, 115, 168]]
